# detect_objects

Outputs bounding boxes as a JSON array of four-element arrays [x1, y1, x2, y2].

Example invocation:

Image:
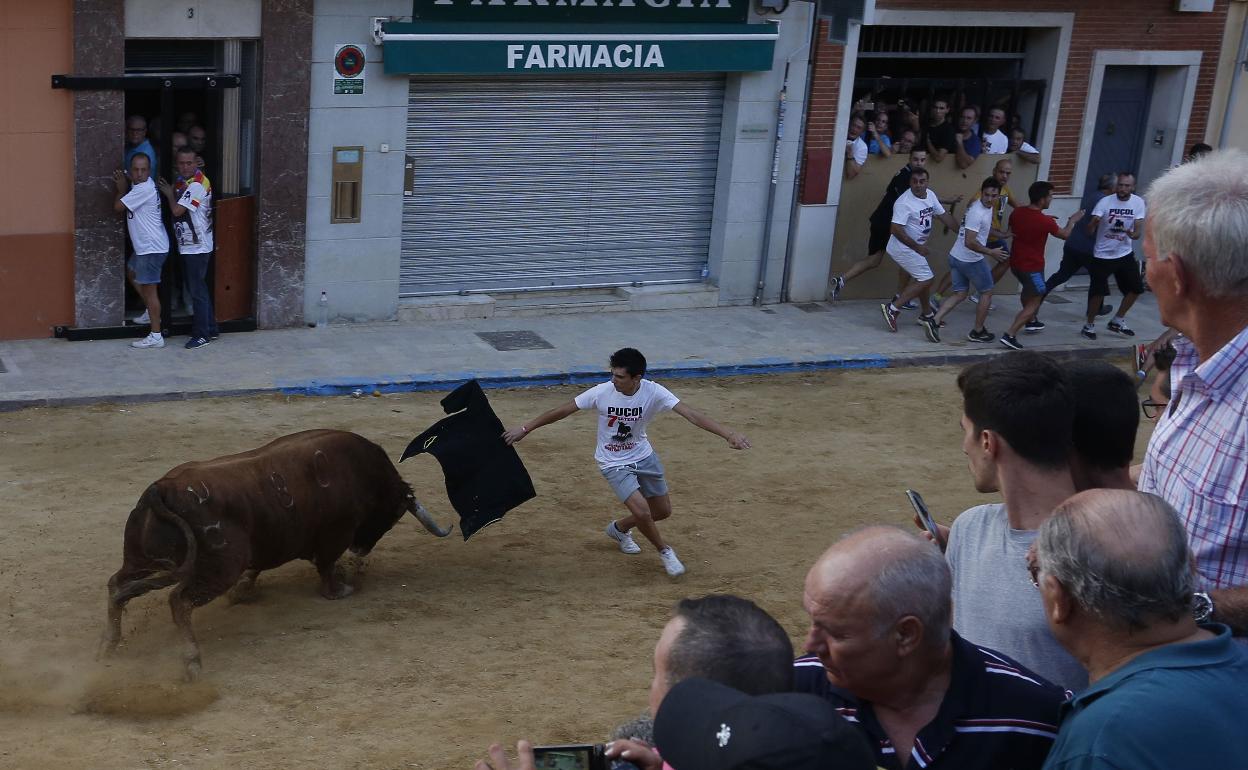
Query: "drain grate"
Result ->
[[1043, 294, 1071, 304], [794, 302, 830, 313], [0, 356, 6, 373], [476, 330, 555, 351]]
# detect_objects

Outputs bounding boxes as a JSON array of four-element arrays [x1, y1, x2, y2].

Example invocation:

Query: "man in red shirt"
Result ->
[[1000, 182, 1084, 349]]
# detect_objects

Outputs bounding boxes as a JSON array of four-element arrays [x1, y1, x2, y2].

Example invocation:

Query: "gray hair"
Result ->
[[1145, 148, 1248, 297], [1035, 490, 1194, 632], [859, 529, 953, 648], [1097, 173, 1116, 192]]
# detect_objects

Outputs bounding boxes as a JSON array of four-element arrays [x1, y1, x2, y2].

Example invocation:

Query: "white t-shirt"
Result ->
[[950, 199, 994, 263], [981, 129, 1009, 154], [1091, 193, 1147, 259], [173, 176, 214, 255], [574, 379, 680, 467], [847, 136, 868, 167], [887, 189, 946, 260], [120, 178, 169, 255]]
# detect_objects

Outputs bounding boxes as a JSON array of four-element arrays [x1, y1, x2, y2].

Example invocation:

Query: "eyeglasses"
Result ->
[[1141, 398, 1168, 419], [1023, 551, 1043, 589]]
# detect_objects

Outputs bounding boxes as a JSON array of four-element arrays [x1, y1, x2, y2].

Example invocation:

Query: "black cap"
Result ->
[[654, 678, 877, 770]]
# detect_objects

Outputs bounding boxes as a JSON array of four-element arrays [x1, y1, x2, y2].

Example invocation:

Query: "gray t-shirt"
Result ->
[[946, 503, 1088, 691]]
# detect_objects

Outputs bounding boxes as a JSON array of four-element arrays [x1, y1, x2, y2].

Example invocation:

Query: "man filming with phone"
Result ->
[[474, 595, 795, 770], [941, 352, 1087, 691]]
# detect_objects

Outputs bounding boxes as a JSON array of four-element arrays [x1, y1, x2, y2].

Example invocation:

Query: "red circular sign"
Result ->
[[335, 45, 366, 78]]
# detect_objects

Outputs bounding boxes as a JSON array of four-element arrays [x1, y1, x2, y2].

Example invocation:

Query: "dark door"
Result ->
[[1083, 66, 1152, 198]]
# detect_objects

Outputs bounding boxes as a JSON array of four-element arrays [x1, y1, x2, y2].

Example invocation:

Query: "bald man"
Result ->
[[1032, 490, 1248, 769], [795, 527, 1066, 770]]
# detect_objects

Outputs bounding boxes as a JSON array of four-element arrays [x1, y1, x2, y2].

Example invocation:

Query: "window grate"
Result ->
[[860, 26, 1026, 59]]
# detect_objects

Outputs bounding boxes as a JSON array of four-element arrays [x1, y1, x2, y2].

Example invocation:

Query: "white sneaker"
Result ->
[[605, 522, 641, 554], [131, 309, 150, 324], [659, 547, 686, 577], [131, 332, 165, 349]]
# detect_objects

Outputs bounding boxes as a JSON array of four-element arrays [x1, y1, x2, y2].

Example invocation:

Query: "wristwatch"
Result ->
[[1191, 591, 1215, 623]]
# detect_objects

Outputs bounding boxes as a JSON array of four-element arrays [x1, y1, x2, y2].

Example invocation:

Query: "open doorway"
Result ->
[[115, 38, 257, 337]]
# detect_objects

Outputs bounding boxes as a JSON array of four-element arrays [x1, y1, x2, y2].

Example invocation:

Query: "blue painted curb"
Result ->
[[273, 354, 892, 397]]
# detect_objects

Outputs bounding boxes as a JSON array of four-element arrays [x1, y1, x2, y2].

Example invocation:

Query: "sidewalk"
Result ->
[[0, 292, 1162, 411]]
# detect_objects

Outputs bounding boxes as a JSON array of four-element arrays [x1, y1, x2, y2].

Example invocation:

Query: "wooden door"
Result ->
[[213, 195, 255, 321]]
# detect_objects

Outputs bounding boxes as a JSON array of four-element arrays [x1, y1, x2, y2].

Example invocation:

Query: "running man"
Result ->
[[928, 177, 1009, 343], [502, 348, 750, 577], [1082, 172, 1146, 340], [999, 181, 1084, 350], [880, 167, 959, 338]]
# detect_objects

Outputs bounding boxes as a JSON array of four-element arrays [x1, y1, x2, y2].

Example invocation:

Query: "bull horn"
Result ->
[[409, 499, 453, 538]]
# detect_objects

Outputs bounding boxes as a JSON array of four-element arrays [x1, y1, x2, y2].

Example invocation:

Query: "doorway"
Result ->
[[1082, 66, 1153, 199], [117, 39, 258, 335]]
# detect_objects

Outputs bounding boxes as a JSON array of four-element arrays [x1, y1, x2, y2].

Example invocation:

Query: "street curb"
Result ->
[[0, 346, 1130, 412]]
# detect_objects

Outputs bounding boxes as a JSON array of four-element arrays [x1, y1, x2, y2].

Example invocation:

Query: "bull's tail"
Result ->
[[110, 487, 198, 604], [100, 486, 200, 659]]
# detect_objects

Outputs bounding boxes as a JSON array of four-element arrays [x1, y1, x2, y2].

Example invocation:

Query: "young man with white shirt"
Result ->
[[844, 115, 868, 180], [1082, 172, 1146, 340], [113, 152, 169, 349], [980, 108, 1009, 155], [502, 348, 750, 577], [930, 177, 1008, 343], [880, 168, 959, 338]]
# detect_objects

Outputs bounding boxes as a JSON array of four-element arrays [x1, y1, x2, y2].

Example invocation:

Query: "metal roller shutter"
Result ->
[[401, 75, 724, 296]]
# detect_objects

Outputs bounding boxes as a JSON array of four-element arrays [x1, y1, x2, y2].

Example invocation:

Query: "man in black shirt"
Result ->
[[924, 97, 958, 164], [795, 526, 1066, 770]]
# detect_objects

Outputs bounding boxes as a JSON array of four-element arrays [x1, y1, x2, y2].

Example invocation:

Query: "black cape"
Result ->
[[402, 380, 536, 539]]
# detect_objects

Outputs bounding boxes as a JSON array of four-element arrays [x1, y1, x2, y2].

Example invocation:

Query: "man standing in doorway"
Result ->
[[159, 146, 217, 349], [1082, 172, 1146, 340], [113, 152, 169, 349], [124, 115, 157, 179], [502, 347, 750, 578]]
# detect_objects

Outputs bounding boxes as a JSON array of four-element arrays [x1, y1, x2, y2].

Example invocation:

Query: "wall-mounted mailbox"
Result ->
[[331, 146, 363, 223]]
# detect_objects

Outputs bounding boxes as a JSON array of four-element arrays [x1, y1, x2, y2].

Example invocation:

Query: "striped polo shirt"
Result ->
[[794, 632, 1067, 769]]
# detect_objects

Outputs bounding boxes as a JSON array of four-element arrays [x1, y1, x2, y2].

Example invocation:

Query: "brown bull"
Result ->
[[99, 429, 452, 680]]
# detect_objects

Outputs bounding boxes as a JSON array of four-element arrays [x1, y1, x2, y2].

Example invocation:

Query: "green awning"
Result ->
[[381, 22, 779, 74]]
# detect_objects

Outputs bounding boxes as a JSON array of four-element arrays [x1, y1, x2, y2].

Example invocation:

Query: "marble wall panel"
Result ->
[[72, 0, 125, 328], [255, 0, 313, 328]]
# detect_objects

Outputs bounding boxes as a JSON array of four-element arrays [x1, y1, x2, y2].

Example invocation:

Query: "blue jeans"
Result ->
[[181, 252, 218, 339]]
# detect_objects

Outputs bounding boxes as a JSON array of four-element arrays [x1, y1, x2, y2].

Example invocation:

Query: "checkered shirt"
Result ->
[[1139, 325, 1248, 589]]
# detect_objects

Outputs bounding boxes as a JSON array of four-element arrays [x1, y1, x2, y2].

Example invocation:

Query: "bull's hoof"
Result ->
[[226, 584, 259, 605], [96, 638, 119, 661], [183, 658, 202, 682], [321, 582, 354, 600]]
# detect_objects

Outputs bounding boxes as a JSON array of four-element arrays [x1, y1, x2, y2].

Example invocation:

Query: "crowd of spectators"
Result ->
[[843, 93, 1042, 180], [475, 150, 1248, 770]]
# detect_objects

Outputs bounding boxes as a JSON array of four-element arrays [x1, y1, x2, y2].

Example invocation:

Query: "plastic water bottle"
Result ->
[[316, 291, 329, 329], [700, 263, 710, 281]]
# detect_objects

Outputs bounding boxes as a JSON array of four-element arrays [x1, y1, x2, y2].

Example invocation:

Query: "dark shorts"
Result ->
[[868, 220, 891, 254], [1012, 268, 1047, 299], [1087, 255, 1144, 297]]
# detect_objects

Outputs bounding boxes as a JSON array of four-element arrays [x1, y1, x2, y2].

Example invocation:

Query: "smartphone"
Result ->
[[531, 744, 607, 770], [906, 489, 945, 548]]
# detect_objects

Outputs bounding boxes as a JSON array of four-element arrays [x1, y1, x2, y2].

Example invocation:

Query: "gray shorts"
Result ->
[[601, 452, 669, 502]]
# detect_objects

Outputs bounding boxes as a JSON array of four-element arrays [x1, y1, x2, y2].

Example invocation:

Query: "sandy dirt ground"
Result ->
[[0, 367, 1153, 769]]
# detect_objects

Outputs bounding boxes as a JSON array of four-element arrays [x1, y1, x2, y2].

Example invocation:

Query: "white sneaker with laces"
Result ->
[[659, 547, 686, 577], [605, 521, 642, 554], [131, 332, 165, 349], [133, 309, 150, 325]]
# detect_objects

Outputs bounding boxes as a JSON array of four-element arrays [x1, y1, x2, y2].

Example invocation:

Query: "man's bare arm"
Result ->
[[502, 401, 579, 445], [890, 222, 927, 255], [1211, 586, 1248, 636], [672, 403, 750, 449]]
